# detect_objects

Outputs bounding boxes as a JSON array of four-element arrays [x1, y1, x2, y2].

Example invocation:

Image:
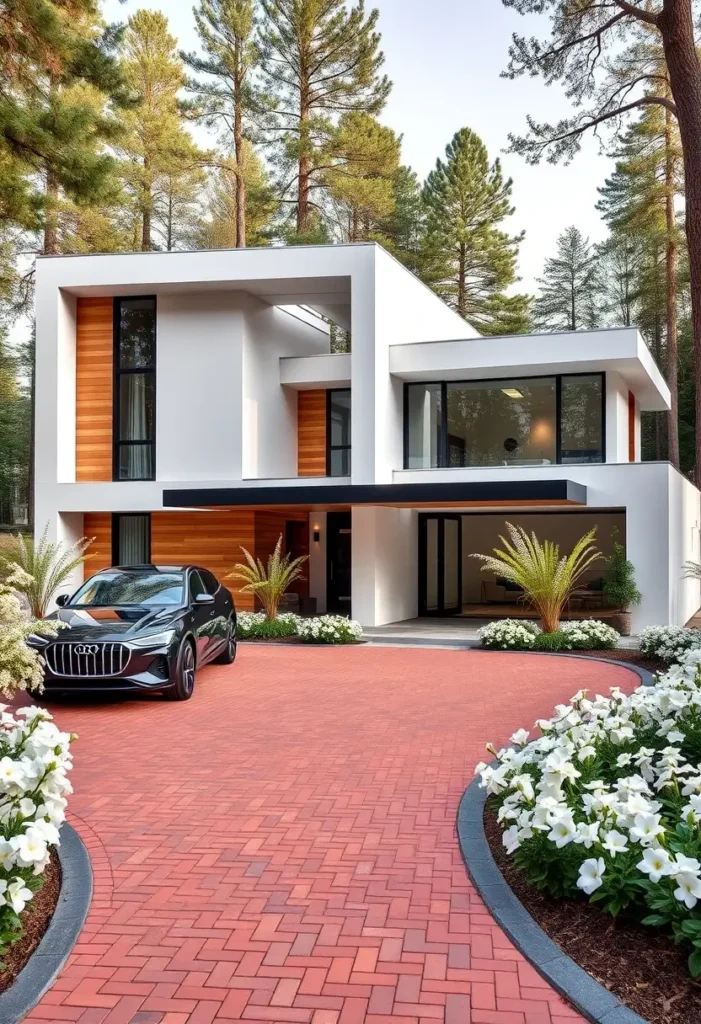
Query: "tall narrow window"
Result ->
[[114, 297, 156, 480], [327, 389, 351, 476], [112, 514, 151, 566]]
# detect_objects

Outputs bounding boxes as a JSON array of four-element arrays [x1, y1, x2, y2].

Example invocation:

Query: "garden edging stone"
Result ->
[[0, 822, 92, 1024], [469, 649, 656, 687], [457, 653, 651, 1024]]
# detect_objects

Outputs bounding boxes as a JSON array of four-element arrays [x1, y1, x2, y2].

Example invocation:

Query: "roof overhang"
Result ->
[[163, 479, 587, 510]]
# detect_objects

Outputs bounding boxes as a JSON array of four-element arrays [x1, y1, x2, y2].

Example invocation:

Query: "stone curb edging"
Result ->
[[457, 652, 651, 1024], [467, 649, 657, 688], [0, 823, 92, 1024]]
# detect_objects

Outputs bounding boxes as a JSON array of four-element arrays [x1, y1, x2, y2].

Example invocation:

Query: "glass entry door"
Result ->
[[419, 514, 463, 616]]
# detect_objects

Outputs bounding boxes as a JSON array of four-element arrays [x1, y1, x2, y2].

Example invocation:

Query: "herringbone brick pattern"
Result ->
[[21, 646, 634, 1024]]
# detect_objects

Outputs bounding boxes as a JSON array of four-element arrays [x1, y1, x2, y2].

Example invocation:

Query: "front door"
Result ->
[[327, 511, 352, 615], [419, 514, 463, 616]]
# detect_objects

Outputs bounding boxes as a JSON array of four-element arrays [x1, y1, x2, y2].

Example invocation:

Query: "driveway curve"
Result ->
[[22, 646, 635, 1024]]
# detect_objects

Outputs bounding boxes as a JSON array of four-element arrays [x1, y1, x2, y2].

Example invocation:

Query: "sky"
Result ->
[[102, 0, 614, 292]]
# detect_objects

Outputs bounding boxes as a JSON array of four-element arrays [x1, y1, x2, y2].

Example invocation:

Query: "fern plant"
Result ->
[[228, 535, 307, 621], [0, 525, 93, 618], [471, 523, 601, 634]]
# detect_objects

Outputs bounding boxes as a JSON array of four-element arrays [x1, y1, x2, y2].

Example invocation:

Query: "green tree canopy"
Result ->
[[533, 226, 598, 333]]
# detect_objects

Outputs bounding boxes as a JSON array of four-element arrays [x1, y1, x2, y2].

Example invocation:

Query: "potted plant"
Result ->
[[471, 523, 601, 635], [603, 533, 641, 635]]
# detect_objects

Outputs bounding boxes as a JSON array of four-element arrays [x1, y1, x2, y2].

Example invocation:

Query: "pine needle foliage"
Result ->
[[471, 523, 601, 633], [228, 534, 307, 620]]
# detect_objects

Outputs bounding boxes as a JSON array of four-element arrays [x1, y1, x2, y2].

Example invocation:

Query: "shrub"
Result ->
[[603, 533, 642, 612], [1, 569, 60, 697], [236, 611, 299, 639], [559, 619, 620, 650], [476, 648, 701, 977], [229, 536, 307, 620], [0, 706, 74, 958], [471, 523, 601, 633], [477, 619, 539, 650], [639, 625, 701, 664], [297, 615, 363, 644], [0, 526, 93, 617], [533, 630, 568, 651]]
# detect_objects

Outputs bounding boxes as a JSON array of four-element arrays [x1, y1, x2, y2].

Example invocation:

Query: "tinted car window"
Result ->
[[69, 571, 184, 607], [200, 570, 219, 595], [189, 570, 207, 600]]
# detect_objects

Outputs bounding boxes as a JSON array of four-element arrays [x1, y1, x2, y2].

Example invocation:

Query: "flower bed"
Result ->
[[477, 647, 701, 978], [639, 626, 701, 665], [477, 618, 619, 652], [237, 611, 363, 644]]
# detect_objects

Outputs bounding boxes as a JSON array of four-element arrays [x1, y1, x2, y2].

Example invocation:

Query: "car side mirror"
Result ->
[[55, 594, 70, 608], [195, 593, 214, 605]]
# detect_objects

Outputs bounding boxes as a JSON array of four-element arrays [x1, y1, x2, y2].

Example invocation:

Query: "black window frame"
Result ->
[[326, 387, 352, 477], [113, 296, 157, 482], [403, 372, 606, 469], [111, 513, 152, 567]]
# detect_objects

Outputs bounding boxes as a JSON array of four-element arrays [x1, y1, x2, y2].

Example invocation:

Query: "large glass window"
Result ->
[[560, 375, 604, 464], [113, 513, 151, 566], [328, 389, 351, 476], [114, 297, 156, 480], [404, 375, 604, 469], [406, 383, 442, 469]]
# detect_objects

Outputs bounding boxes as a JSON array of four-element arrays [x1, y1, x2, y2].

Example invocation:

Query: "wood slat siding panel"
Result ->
[[83, 513, 113, 574], [76, 298, 114, 482], [297, 390, 327, 477], [150, 511, 257, 611]]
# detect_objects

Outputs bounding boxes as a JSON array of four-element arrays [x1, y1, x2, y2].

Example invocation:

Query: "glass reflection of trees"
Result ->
[[446, 380, 556, 466], [69, 571, 184, 607]]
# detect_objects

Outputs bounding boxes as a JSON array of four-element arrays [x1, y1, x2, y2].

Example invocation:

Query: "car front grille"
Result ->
[[45, 642, 131, 678]]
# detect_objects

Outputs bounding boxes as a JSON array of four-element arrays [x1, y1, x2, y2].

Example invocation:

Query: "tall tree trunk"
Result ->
[[665, 104, 680, 469], [458, 244, 466, 318], [43, 170, 59, 255], [570, 278, 576, 331], [660, 0, 701, 483], [297, 56, 311, 235], [654, 310, 665, 459], [141, 155, 151, 251], [234, 71, 246, 248], [351, 207, 359, 242]]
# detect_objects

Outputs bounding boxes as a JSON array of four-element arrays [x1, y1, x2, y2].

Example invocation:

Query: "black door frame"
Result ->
[[418, 513, 463, 617], [326, 511, 352, 615]]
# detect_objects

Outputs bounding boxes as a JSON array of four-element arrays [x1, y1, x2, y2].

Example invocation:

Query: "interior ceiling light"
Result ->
[[501, 388, 524, 399]]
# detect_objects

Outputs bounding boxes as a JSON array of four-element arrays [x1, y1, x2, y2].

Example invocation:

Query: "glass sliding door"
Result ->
[[419, 515, 462, 616]]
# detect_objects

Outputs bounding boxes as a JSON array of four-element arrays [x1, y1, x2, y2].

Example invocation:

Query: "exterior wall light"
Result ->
[[313, 525, 321, 543]]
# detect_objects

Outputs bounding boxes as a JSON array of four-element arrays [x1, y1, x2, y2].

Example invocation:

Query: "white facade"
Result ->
[[34, 242, 700, 631]]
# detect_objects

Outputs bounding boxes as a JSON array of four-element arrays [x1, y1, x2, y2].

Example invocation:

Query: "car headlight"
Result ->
[[26, 634, 50, 647], [130, 630, 176, 648]]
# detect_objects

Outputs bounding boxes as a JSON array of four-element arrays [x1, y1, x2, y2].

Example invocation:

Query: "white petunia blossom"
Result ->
[[601, 830, 629, 857], [637, 847, 674, 883], [577, 858, 606, 895]]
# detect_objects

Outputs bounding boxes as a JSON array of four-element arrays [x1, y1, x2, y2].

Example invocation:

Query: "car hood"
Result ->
[[47, 606, 181, 642]]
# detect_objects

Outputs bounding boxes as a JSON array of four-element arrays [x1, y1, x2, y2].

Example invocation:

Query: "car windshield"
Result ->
[[68, 571, 185, 607]]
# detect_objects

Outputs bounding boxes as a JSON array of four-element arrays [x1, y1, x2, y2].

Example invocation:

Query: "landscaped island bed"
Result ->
[[0, 851, 60, 994], [485, 803, 700, 1024]]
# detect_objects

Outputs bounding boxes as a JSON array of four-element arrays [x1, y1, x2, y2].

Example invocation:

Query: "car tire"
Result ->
[[168, 639, 196, 701], [214, 617, 237, 664]]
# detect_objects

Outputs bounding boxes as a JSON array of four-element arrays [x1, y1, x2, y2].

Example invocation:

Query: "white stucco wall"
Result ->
[[606, 372, 631, 464], [668, 472, 701, 627], [352, 506, 418, 626], [308, 511, 327, 613]]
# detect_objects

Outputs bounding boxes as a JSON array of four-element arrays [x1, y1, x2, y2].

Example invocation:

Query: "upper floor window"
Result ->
[[114, 297, 156, 481], [404, 374, 604, 469], [327, 388, 351, 476]]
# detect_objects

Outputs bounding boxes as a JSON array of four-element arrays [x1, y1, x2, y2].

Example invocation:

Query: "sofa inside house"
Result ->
[[481, 575, 606, 608]]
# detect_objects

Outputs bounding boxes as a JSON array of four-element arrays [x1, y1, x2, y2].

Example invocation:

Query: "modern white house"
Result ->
[[34, 242, 700, 632]]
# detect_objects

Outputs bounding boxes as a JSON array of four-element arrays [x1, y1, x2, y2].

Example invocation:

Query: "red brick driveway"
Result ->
[[23, 645, 634, 1024]]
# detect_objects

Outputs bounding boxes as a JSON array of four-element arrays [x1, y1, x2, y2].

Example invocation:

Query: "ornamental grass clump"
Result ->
[[639, 626, 701, 665], [0, 569, 61, 697], [229, 536, 307, 621], [477, 648, 701, 976], [472, 524, 601, 633]]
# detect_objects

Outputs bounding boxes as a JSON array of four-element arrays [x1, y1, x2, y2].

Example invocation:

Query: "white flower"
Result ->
[[577, 858, 606, 895], [0, 757, 24, 789], [510, 729, 530, 747], [637, 847, 674, 883], [574, 822, 599, 849], [601, 830, 629, 857], [0, 839, 15, 870], [630, 812, 665, 846], [10, 826, 48, 866], [673, 870, 701, 909], [7, 878, 32, 914], [503, 825, 520, 854], [548, 814, 577, 848], [667, 730, 686, 745]]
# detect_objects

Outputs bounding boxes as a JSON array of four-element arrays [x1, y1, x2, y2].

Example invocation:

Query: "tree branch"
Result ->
[[611, 0, 660, 26]]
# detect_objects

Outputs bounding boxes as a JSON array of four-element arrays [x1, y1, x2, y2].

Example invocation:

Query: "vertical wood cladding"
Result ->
[[83, 513, 113, 573], [297, 390, 327, 476], [76, 298, 114, 482]]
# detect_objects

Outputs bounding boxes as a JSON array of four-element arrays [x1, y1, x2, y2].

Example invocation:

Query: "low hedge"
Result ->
[[236, 611, 363, 645], [478, 618, 620, 652]]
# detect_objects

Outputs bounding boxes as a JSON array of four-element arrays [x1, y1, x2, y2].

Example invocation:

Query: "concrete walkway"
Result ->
[[23, 645, 636, 1024]]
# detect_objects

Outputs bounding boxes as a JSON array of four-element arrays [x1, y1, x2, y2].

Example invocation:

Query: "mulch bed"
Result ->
[[484, 801, 701, 1024], [579, 648, 667, 675], [0, 850, 61, 994]]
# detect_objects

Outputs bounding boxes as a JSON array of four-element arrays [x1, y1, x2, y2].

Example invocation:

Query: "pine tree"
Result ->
[[183, 0, 263, 247], [259, 0, 391, 237], [325, 113, 400, 241], [198, 143, 276, 248], [119, 11, 207, 252], [421, 128, 530, 335], [372, 166, 428, 279], [533, 227, 599, 332]]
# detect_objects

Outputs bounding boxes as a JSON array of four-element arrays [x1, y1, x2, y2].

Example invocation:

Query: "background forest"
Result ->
[[0, 0, 694, 528]]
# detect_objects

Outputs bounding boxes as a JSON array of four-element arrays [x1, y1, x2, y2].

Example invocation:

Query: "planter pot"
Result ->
[[609, 611, 631, 636]]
